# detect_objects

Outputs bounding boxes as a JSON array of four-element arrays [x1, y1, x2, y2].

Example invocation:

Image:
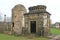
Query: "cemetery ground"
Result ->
[[0, 28, 60, 40], [0, 34, 48, 40], [50, 28, 60, 35]]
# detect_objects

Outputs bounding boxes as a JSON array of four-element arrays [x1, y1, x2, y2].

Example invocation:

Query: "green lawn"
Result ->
[[0, 28, 60, 40], [50, 28, 60, 35], [0, 34, 48, 40]]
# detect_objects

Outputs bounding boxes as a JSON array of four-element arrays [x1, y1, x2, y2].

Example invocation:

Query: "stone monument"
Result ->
[[24, 5, 51, 36], [12, 4, 27, 35]]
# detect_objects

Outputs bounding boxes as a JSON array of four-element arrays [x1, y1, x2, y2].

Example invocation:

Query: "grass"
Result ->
[[0, 28, 60, 40], [0, 34, 48, 40], [50, 28, 60, 35]]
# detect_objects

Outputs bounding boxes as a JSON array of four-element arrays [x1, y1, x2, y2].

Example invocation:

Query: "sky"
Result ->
[[0, 0, 60, 23]]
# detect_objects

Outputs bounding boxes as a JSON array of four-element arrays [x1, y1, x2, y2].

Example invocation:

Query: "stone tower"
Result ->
[[12, 4, 27, 35], [24, 5, 51, 36]]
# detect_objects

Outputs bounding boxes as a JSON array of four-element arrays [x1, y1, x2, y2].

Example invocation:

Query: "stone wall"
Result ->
[[0, 22, 11, 33]]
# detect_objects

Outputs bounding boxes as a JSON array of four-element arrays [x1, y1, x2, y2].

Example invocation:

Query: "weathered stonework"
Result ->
[[24, 5, 51, 36], [12, 4, 27, 35], [11, 4, 51, 37]]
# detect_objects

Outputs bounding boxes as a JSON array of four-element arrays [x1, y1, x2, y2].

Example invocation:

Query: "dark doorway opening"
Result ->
[[12, 22, 14, 27], [30, 21, 36, 33]]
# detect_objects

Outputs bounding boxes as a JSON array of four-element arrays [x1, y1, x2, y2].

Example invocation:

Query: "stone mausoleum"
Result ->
[[12, 4, 51, 36], [24, 5, 51, 36]]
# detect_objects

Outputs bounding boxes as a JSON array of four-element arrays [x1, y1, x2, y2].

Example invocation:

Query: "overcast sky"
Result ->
[[0, 0, 60, 23]]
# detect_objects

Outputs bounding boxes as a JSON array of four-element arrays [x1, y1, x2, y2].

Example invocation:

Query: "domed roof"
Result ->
[[14, 4, 25, 8], [12, 4, 27, 12]]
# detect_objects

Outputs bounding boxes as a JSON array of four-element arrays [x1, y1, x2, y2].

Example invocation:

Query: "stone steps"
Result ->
[[26, 34, 36, 39]]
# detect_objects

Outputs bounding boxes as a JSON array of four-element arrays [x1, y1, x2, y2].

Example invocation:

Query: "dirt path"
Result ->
[[49, 35, 60, 40]]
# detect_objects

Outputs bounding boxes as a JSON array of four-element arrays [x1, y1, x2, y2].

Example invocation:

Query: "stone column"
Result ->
[[3, 15, 7, 33]]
